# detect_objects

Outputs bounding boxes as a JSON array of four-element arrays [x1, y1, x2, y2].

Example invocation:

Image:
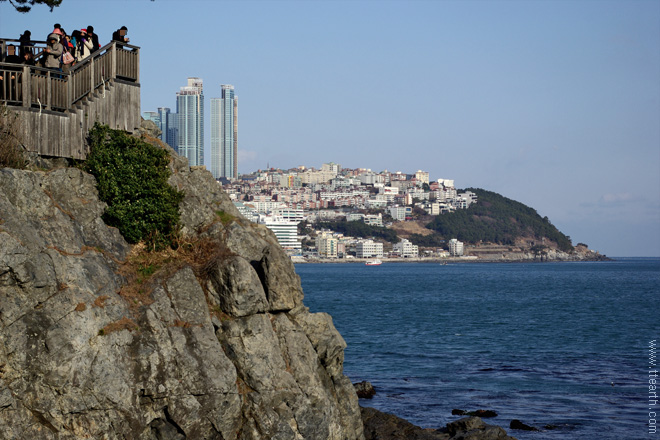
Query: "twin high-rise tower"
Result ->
[[143, 78, 237, 180], [176, 78, 204, 168], [210, 85, 238, 180]]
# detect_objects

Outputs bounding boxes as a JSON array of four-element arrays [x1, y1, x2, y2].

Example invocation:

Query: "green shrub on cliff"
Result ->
[[85, 124, 184, 248]]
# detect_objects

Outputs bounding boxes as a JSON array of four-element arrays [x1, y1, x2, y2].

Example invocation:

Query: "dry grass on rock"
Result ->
[[118, 234, 234, 310]]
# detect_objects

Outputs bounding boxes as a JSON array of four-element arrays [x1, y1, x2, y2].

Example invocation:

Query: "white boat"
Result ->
[[365, 259, 382, 266]]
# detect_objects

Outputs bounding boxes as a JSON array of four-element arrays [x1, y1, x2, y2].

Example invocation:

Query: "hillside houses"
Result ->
[[227, 163, 476, 255]]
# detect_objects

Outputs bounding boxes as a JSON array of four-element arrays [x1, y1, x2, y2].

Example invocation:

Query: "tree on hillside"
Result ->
[[1, 0, 62, 13]]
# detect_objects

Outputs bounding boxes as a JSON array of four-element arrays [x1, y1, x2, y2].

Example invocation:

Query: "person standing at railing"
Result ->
[[86, 26, 100, 54], [59, 30, 75, 73], [74, 28, 93, 62], [44, 33, 63, 70], [19, 30, 33, 56], [112, 26, 130, 48]]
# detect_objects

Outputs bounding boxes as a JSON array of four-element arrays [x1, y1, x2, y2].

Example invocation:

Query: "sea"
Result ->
[[296, 258, 659, 440]]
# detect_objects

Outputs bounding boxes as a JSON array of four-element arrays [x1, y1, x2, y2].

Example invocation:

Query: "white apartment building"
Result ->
[[425, 202, 441, 216], [259, 215, 301, 250], [448, 238, 464, 256], [356, 239, 383, 258], [457, 191, 478, 207], [415, 170, 430, 185], [393, 238, 418, 258], [321, 162, 342, 175], [245, 201, 287, 213], [316, 232, 338, 258], [390, 206, 412, 221], [271, 208, 306, 223], [364, 213, 383, 227], [300, 169, 336, 185]]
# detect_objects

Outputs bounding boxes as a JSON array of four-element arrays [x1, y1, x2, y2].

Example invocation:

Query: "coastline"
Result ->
[[293, 254, 610, 264]]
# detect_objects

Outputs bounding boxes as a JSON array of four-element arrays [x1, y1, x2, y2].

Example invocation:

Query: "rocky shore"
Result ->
[[0, 142, 364, 438], [0, 125, 521, 439]]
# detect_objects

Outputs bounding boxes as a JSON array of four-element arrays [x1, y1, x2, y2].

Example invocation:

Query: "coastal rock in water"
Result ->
[[0, 146, 364, 439], [509, 419, 539, 431], [446, 416, 517, 440], [354, 381, 376, 398], [361, 406, 448, 440], [362, 409, 517, 440], [452, 409, 498, 418]]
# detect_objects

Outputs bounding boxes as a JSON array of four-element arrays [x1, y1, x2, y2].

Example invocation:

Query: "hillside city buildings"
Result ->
[[226, 163, 475, 259], [143, 78, 237, 178], [143, 82, 469, 260]]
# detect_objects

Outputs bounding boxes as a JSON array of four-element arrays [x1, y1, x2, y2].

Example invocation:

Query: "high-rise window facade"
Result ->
[[141, 108, 177, 149], [210, 84, 237, 179], [176, 78, 204, 167]]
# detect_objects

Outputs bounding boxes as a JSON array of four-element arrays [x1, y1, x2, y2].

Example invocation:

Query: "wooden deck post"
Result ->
[[111, 42, 117, 80], [136, 47, 140, 82], [45, 70, 51, 110], [66, 72, 72, 110], [90, 56, 95, 91], [21, 65, 30, 107]]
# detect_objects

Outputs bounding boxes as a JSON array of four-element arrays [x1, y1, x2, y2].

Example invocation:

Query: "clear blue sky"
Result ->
[[2, 0, 659, 257]]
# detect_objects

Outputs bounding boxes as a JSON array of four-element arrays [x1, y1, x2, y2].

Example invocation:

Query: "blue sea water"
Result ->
[[296, 259, 660, 440]]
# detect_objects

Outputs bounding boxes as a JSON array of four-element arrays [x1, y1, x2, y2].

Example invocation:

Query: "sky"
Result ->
[[1, 0, 659, 257]]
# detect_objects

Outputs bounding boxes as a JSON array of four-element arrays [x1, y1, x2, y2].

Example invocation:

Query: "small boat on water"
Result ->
[[365, 259, 382, 266]]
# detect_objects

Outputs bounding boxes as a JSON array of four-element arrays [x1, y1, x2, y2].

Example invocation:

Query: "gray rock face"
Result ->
[[0, 152, 364, 439]]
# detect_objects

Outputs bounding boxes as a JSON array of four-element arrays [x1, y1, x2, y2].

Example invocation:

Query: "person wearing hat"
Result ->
[[75, 28, 94, 61], [44, 32, 63, 69]]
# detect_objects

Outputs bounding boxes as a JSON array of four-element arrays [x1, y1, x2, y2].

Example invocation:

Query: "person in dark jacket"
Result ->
[[86, 26, 100, 53], [19, 30, 32, 56], [112, 26, 130, 45]]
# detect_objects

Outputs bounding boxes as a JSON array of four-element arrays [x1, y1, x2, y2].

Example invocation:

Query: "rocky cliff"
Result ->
[[0, 141, 364, 438]]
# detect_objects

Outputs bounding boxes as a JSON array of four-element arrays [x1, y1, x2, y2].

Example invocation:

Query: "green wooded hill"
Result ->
[[425, 188, 574, 252]]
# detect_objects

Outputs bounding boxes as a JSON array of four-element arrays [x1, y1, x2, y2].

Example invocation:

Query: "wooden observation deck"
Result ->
[[0, 39, 141, 159]]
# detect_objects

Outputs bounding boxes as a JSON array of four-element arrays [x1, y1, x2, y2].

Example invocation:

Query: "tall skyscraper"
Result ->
[[176, 78, 204, 167], [142, 108, 177, 148], [210, 84, 238, 179]]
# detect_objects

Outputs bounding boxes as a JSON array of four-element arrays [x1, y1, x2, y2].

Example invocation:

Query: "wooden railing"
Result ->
[[0, 40, 139, 112]]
